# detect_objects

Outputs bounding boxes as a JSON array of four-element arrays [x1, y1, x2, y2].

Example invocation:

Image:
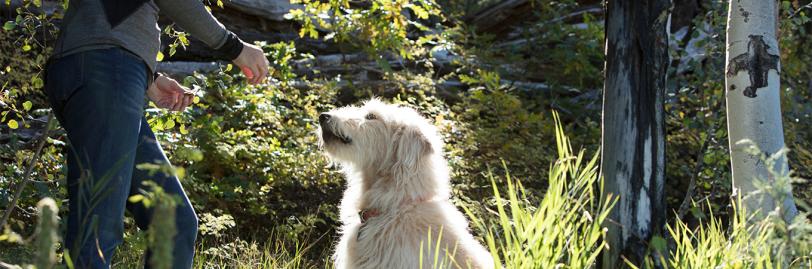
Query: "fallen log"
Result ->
[[157, 61, 221, 76], [224, 0, 302, 22], [463, 0, 531, 34]]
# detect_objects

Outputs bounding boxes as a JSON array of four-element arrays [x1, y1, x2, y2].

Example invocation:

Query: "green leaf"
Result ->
[[3, 21, 15, 31], [31, 77, 43, 89], [308, 28, 318, 39], [128, 194, 145, 203], [7, 119, 18, 129], [156, 51, 164, 62], [650, 236, 667, 253], [165, 119, 175, 129], [178, 34, 189, 46], [408, 4, 429, 19], [22, 44, 31, 51], [22, 101, 32, 111]]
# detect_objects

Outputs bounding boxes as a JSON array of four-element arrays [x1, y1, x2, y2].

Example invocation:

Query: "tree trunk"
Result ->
[[600, 0, 670, 268], [724, 0, 799, 222]]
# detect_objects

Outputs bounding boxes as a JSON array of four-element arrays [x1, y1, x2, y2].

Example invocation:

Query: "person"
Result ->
[[43, 0, 269, 268]]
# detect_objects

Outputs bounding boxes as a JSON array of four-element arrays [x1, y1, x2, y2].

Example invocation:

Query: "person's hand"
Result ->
[[232, 42, 269, 84], [147, 75, 194, 111]]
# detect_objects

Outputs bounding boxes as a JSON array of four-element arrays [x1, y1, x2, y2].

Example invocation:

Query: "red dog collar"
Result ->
[[359, 209, 381, 223]]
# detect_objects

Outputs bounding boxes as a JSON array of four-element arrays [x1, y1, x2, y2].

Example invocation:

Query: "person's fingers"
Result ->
[[183, 95, 193, 108], [250, 65, 261, 84], [259, 60, 269, 82], [172, 91, 181, 110], [177, 94, 188, 111], [254, 63, 266, 83], [252, 64, 260, 84], [173, 92, 185, 111]]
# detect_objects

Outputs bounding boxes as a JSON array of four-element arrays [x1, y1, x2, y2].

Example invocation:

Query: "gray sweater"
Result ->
[[53, 0, 235, 73]]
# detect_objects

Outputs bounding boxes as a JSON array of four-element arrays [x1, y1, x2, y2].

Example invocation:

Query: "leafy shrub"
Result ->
[[286, 0, 444, 64]]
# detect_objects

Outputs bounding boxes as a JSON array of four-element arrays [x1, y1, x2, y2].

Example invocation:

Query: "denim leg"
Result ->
[[127, 117, 198, 269], [45, 48, 148, 269]]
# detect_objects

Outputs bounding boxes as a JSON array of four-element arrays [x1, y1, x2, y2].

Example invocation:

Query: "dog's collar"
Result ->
[[356, 197, 434, 241], [358, 197, 434, 224], [359, 209, 381, 224]]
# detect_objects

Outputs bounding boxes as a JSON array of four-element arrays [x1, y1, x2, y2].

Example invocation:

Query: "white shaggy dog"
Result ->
[[318, 99, 494, 269]]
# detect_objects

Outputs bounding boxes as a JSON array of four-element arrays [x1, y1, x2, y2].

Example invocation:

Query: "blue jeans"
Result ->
[[45, 48, 198, 269]]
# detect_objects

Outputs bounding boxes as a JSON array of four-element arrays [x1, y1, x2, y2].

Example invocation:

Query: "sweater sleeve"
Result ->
[[154, 0, 244, 60]]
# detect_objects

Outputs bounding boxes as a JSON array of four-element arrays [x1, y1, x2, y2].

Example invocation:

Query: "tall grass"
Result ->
[[464, 112, 616, 269], [653, 198, 812, 269], [665, 200, 775, 269], [644, 142, 812, 269], [658, 164, 812, 268]]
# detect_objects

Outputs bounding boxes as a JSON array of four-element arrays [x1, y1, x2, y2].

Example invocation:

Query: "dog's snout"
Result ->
[[319, 113, 332, 124]]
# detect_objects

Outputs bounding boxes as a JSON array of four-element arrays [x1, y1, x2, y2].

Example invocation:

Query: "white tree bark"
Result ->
[[725, 0, 799, 221]]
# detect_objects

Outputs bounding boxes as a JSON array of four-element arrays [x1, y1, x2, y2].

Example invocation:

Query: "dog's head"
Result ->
[[318, 99, 441, 170]]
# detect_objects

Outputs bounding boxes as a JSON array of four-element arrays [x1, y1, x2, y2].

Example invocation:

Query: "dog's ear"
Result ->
[[394, 126, 432, 171]]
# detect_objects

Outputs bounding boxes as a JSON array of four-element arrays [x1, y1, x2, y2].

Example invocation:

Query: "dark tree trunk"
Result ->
[[600, 0, 670, 268]]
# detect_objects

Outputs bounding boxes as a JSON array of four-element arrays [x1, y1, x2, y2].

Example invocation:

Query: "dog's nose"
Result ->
[[319, 113, 331, 124]]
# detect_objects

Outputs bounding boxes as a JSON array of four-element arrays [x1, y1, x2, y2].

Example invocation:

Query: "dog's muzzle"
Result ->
[[319, 113, 352, 144]]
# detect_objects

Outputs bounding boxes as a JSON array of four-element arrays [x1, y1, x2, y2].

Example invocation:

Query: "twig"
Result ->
[[0, 259, 23, 269], [675, 133, 711, 220], [789, 2, 812, 18], [0, 113, 55, 229]]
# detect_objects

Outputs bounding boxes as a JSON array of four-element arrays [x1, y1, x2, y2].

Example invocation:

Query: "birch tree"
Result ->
[[600, 0, 670, 267], [725, 0, 799, 222]]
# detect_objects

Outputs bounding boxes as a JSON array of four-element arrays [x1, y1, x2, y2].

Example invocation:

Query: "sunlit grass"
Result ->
[[192, 236, 329, 269], [462, 111, 616, 269]]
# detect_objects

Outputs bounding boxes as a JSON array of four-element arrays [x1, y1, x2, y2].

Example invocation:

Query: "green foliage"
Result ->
[[465, 113, 615, 268], [0, 0, 57, 131], [286, 0, 444, 67], [663, 0, 732, 220]]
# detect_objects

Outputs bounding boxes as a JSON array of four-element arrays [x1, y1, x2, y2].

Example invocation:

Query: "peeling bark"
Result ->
[[600, 0, 670, 268]]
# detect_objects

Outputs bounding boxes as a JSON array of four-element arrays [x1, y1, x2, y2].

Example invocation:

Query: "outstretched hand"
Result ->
[[147, 75, 194, 111], [232, 42, 270, 84]]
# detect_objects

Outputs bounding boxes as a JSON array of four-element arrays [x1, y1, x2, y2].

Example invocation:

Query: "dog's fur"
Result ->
[[318, 99, 494, 269]]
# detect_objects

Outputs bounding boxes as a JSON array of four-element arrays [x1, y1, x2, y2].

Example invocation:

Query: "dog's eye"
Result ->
[[365, 113, 377, 120]]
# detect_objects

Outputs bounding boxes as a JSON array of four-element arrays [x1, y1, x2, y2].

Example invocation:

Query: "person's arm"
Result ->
[[155, 0, 269, 84]]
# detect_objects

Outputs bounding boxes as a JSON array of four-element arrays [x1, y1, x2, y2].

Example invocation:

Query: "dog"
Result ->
[[318, 99, 494, 269]]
